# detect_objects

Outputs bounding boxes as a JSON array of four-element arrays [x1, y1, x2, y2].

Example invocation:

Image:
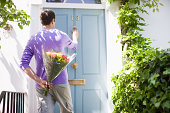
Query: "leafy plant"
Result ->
[[108, 0, 170, 113], [112, 43, 170, 113], [0, 0, 30, 29], [0, 0, 30, 49]]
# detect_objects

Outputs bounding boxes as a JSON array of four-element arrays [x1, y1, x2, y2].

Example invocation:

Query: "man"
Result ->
[[20, 9, 78, 113]]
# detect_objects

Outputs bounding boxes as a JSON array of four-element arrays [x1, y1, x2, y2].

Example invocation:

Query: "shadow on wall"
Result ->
[[2, 26, 38, 113], [0, 28, 27, 92]]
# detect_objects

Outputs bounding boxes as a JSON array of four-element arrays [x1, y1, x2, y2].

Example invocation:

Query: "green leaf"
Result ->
[[18, 23, 23, 29], [159, 3, 164, 6], [162, 100, 170, 109], [163, 68, 170, 75], [151, 97, 157, 104], [0, 0, 6, 7], [161, 94, 167, 102], [150, 77, 155, 85], [143, 100, 146, 105], [153, 73, 160, 78], [155, 102, 160, 108]]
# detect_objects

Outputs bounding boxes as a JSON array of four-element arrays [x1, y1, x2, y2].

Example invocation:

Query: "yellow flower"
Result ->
[[57, 52, 62, 58]]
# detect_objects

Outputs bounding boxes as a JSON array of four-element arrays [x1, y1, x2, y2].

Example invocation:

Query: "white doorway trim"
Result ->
[[42, 0, 105, 9]]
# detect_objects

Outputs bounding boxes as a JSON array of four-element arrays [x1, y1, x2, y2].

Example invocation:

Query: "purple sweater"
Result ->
[[20, 29, 78, 86]]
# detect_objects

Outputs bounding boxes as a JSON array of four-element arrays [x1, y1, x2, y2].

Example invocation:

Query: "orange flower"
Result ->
[[51, 53, 57, 57]]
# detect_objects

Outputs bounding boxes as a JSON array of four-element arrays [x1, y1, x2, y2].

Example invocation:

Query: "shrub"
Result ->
[[111, 1, 170, 113]]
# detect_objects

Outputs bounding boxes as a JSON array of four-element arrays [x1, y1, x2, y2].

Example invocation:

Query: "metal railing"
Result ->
[[0, 91, 26, 113]]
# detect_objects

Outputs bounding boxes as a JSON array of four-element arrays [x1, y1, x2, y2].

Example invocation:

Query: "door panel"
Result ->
[[75, 9, 107, 113], [82, 15, 100, 74], [83, 89, 101, 113], [46, 8, 107, 113]]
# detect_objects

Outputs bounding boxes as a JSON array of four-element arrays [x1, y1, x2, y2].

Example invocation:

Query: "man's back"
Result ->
[[20, 29, 78, 86]]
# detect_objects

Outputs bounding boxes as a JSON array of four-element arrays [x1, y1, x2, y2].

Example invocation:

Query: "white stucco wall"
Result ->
[[105, 1, 122, 113], [0, 1, 30, 113], [0, 0, 30, 93], [0, 0, 42, 113], [28, 2, 42, 113], [141, 0, 170, 49]]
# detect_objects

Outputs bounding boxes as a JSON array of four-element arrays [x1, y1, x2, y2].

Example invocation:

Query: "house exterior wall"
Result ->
[[141, 0, 170, 49], [0, 0, 30, 93], [0, 0, 169, 113], [0, 0, 42, 112], [105, 2, 122, 112], [0, 1, 30, 113]]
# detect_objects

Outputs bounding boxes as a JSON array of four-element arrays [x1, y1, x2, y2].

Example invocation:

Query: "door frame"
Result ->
[[30, 1, 122, 113]]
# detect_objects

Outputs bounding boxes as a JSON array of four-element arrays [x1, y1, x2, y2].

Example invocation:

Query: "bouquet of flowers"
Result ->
[[42, 49, 76, 96]]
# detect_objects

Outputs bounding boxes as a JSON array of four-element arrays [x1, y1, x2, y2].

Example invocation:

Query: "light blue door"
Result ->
[[49, 8, 107, 113]]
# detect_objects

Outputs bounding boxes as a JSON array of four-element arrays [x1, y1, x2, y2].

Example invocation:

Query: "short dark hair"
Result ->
[[40, 9, 55, 25]]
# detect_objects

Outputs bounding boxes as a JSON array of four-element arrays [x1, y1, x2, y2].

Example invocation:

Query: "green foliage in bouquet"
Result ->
[[108, 0, 170, 113]]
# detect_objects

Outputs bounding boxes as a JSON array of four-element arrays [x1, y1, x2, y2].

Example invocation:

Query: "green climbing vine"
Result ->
[[107, 0, 170, 112]]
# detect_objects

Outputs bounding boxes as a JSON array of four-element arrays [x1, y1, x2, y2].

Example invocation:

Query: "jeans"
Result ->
[[36, 84, 73, 113]]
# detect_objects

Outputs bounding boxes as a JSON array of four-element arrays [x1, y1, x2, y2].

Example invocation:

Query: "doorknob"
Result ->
[[72, 62, 78, 69], [71, 26, 78, 33]]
